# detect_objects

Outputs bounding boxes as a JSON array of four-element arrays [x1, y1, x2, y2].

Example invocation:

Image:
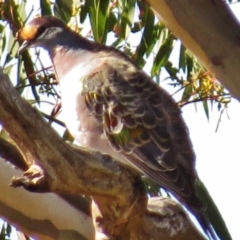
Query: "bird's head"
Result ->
[[18, 16, 67, 53]]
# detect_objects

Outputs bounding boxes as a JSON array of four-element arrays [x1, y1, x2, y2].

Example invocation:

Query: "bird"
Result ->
[[18, 16, 227, 240]]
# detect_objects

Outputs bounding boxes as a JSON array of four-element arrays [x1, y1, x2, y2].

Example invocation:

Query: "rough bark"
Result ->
[[148, 0, 240, 100], [0, 70, 207, 240]]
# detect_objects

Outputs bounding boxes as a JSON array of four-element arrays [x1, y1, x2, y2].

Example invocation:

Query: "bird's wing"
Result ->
[[82, 57, 202, 209]]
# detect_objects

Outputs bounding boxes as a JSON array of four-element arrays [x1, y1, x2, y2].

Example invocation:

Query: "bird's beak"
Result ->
[[18, 40, 31, 55]]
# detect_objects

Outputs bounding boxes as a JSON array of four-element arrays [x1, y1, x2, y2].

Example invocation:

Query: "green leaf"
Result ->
[[134, 2, 155, 66], [145, 23, 163, 57], [4, 32, 18, 67], [27, 99, 39, 105], [20, 52, 40, 103], [107, 11, 117, 33], [165, 61, 179, 80], [40, 0, 52, 16], [181, 83, 192, 102], [0, 24, 6, 56], [54, 0, 73, 23], [131, 21, 142, 33], [3, 63, 16, 76], [203, 100, 209, 120], [0, 24, 5, 34], [179, 44, 186, 71], [111, 37, 124, 48], [87, 0, 110, 44], [151, 34, 174, 76], [119, 0, 136, 39], [79, 3, 88, 23], [186, 53, 194, 77], [5, 224, 11, 238], [17, 0, 27, 22]]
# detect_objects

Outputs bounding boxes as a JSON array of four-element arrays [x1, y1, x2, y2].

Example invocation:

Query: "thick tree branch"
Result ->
[[148, 0, 240, 100], [0, 69, 206, 239], [0, 136, 27, 170]]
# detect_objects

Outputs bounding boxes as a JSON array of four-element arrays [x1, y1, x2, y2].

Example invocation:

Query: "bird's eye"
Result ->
[[37, 26, 47, 38]]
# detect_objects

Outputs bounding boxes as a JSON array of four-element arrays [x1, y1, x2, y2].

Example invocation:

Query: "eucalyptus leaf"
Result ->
[[40, 0, 52, 16], [87, 0, 110, 44], [54, 0, 73, 23]]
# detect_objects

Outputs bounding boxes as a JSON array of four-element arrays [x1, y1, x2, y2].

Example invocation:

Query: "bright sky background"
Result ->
[[2, 1, 240, 240]]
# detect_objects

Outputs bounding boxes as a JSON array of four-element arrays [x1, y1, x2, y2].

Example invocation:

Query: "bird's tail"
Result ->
[[193, 178, 232, 240]]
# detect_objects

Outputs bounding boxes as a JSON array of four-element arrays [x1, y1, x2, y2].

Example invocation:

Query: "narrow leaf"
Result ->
[[40, 0, 52, 16], [134, 2, 155, 66], [87, 0, 110, 44], [151, 34, 174, 76], [203, 100, 209, 120], [54, 0, 73, 23], [186, 54, 194, 77], [79, 3, 88, 23], [107, 11, 117, 33], [17, 0, 27, 22], [120, 0, 136, 39], [181, 83, 193, 102], [179, 44, 186, 71]]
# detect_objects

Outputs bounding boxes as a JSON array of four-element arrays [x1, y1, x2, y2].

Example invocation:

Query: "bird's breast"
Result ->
[[60, 81, 124, 161], [54, 59, 118, 160], [52, 51, 130, 162], [53, 58, 100, 140]]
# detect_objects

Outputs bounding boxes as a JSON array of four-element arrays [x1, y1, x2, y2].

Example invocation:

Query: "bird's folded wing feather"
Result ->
[[82, 56, 202, 209]]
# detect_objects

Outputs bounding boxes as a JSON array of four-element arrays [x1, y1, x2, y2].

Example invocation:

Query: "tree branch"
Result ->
[[0, 136, 27, 170]]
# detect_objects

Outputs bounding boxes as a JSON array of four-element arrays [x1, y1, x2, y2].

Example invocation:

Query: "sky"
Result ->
[[182, 95, 240, 239], [2, 1, 240, 240]]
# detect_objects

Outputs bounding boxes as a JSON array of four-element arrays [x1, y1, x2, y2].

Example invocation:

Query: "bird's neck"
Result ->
[[50, 46, 97, 82]]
